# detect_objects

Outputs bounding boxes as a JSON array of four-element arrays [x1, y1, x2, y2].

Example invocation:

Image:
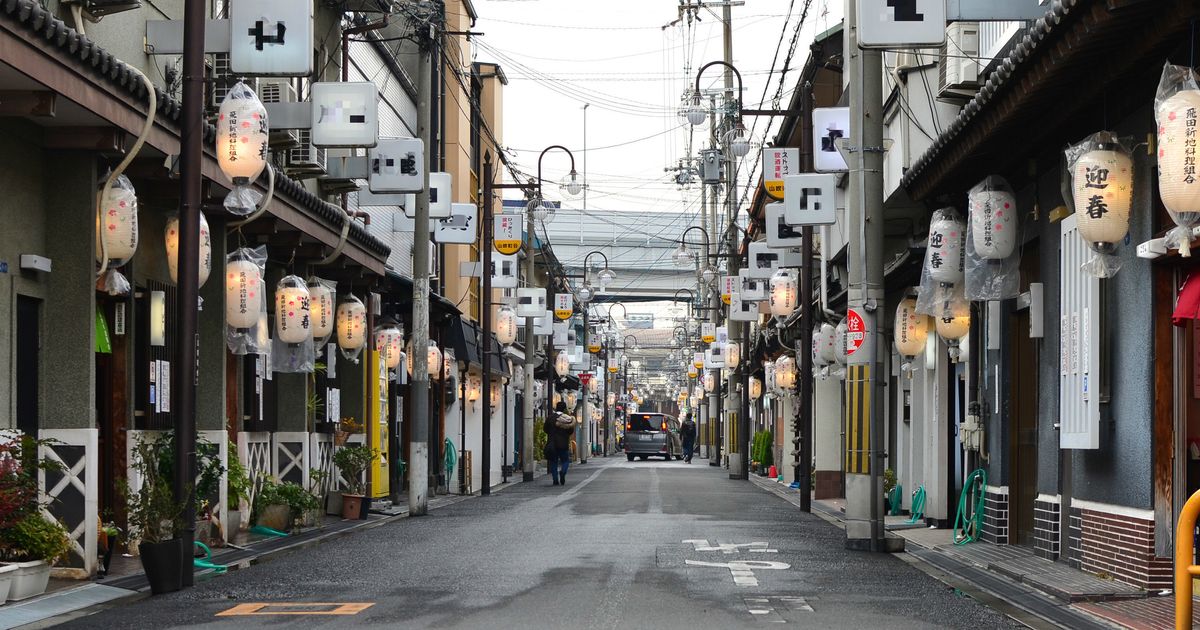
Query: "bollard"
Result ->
[[1176, 488, 1200, 629]]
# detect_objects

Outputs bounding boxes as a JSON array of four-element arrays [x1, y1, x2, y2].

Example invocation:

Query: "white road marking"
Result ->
[[684, 559, 790, 587], [682, 539, 778, 554]]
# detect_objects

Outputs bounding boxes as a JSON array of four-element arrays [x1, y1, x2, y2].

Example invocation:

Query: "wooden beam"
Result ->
[[44, 127, 124, 152], [0, 90, 55, 117]]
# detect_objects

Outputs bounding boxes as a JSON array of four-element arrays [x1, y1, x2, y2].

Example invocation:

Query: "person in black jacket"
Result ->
[[544, 401, 575, 485], [680, 413, 697, 463]]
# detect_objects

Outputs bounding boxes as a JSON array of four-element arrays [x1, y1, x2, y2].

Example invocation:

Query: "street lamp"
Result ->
[[687, 61, 744, 127], [529, 145, 583, 225], [683, 90, 708, 126], [725, 121, 750, 157], [582, 250, 614, 295], [674, 225, 711, 269]]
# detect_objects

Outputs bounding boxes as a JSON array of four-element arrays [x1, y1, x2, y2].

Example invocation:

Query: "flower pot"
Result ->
[[341, 494, 366, 520], [138, 539, 183, 596], [0, 563, 18, 603], [301, 508, 321, 528], [4, 560, 50, 602], [257, 504, 290, 532]]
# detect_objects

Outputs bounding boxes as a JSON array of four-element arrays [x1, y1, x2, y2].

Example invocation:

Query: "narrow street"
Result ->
[[60, 459, 1017, 629]]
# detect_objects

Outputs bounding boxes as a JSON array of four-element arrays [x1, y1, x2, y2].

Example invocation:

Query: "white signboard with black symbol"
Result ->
[[766, 202, 804, 249], [856, 0, 946, 48], [553, 322, 568, 346], [784, 173, 837, 226], [429, 172, 452, 219], [728, 292, 759, 321], [739, 270, 767, 301], [705, 347, 724, 369], [747, 242, 801, 278], [435, 203, 477, 244], [534, 311, 554, 336], [310, 82, 379, 148], [491, 254, 519, 289], [516, 288, 547, 318], [229, 0, 314, 76], [812, 107, 850, 173], [368, 137, 423, 193]]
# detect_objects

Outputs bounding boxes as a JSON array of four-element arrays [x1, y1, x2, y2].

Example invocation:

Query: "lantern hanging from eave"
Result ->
[[1156, 65, 1200, 256], [749, 376, 762, 401], [936, 310, 971, 363], [1070, 132, 1134, 276], [336, 295, 367, 358], [374, 324, 403, 370], [442, 348, 456, 381], [555, 350, 570, 377], [608, 356, 620, 374], [775, 355, 797, 390], [703, 371, 716, 393], [693, 352, 705, 370], [566, 390, 578, 409], [165, 212, 213, 288], [894, 297, 929, 358], [307, 277, 335, 344], [693, 385, 705, 402], [725, 341, 741, 369], [495, 305, 519, 346], [216, 81, 269, 216], [925, 210, 966, 285], [225, 248, 264, 330], [96, 174, 139, 266], [763, 360, 777, 394], [468, 374, 482, 403], [769, 268, 798, 317], [967, 176, 1018, 260], [814, 323, 837, 366], [490, 381, 503, 409], [834, 320, 848, 367], [275, 276, 311, 345], [588, 377, 599, 395]]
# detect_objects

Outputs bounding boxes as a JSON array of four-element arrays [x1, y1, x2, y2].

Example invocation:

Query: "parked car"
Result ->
[[623, 413, 682, 461]]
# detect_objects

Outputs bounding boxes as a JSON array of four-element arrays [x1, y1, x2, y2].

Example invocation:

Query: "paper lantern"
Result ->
[[307, 278, 335, 343], [936, 312, 970, 343], [687, 365, 698, 378], [587, 331, 602, 354], [566, 390, 578, 409], [375, 325, 403, 370], [814, 323, 837, 366], [468, 374, 482, 402], [495, 305, 519, 346], [1073, 137, 1134, 273], [769, 268, 798, 317], [925, 213, 965, 284], [693, 385, 705, 402], [775, 355, 797, 390], [274, 276, 311, 345], [588, 377, 599, 395], [336, 296, 367, 352], [164, 212, 213, 288], [608, 357, 619, 374], [894, 298, 929, 357], [968, 178, 1018, 259], [407, 340, 443, 378], [490, 381, 502, 409], [834, 320, 848, 366], [693, 352, 705, 370], [225, 252, 263, 329], [703, 371, 716, 393], [607, 392, 617, 406], [96, 175, 139, 264], [749, 376, 762, 401], [555, 350, 570, 377], [725, 341, 740, 369], [1157, 88, 1200, 255], [764, 361, 777, 393], [443, 348, 456, 380], [216, 82, 268, 215]]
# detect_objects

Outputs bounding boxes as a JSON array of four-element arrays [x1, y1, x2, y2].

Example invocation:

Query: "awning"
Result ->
[[444, 317, 507, 376], [1173, 272, 1200, 327]]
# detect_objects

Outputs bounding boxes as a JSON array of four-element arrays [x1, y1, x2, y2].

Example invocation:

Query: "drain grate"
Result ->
[[743, 595, 812, 623]]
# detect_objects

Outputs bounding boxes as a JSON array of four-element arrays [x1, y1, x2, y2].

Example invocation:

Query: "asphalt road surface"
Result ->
[[61, 458, 1020, 629]]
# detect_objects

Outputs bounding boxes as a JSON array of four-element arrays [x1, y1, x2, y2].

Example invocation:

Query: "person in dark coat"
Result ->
[[544, 401, 575, 485], [680, 413, 697, 463]]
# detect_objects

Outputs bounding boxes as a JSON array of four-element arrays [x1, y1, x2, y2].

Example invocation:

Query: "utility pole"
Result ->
[[521, 209, 537, 482], [708, 97, 721, 468], [797, 81, 815, 513], [409, 27, 434, 517], [481, 154, 494, 496], [720, 0, 747, 480], [580, 307, 590, 463], [844, 0, 887, 552]]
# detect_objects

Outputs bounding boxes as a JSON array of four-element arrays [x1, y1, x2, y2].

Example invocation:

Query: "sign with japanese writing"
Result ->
[[554, 293, 573, 320], [229, 0, 314, 76], [701, 323, 716, 344], [494, 214, 522, 254], [434, 203, 477, 245], [368, 137, 423, 193], [784, 173, 837, 225], [846, 309, 867, 356], [855, 0, 946, 48], [310, 82, 378, 148], [762, 147, 799, 200], [721, 275, 738, 305]]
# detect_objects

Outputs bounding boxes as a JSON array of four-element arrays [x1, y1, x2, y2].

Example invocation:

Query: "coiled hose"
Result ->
[[954, 469, 988, 545], [907, 485, 926, 524], [443, 438, 458, 479]]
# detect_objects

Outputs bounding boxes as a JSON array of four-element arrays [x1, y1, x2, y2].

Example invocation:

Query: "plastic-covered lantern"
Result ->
[[375, 325, 403, 370], [274, 276, 311, 345], [336, 295, 367, 361], [95, 174, 139, 295], [307, 278, 335, 345], [703, 371, 716, 393], [769, 268, 798, 317], [165, 212, 212, 289], [926, 209, 965, 285], [894, 298, 929, 357], [815, 323, 837, 366], [763, 360, 777, 394], [495, 305, 519, 346], [775, 355, 797, 390], [217, 81, 269, 216], [834, 320, 848, 367], [724, 341, 740, 369], [968, 176, 1018, 260], [588, 377, 599, 395], [1156, 63, 1200, 257], [555, 350, 570, 377], [608, 356, 619, 374], [225, 248, 264, 330], [1067, 132, 1134, 276], [748, 376, 762, 401]]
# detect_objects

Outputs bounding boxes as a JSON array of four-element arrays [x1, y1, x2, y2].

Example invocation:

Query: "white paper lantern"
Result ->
[[588, 377, 599, 395], [724, 341, 740, 369], [443, 348, 456, 380], [749, 376, 762, 401], [693, 352, 705, 370], [217, 81, 268, 184], [769, 268, 798, 317], [926, 214, 966, 284], [225, 254, 263, 329], [936, 312, 970, 343], [1073, 146, 1133, 247], [608, 357, 620, 374], [566, 390, 578, 409], [1157, 89, 1200, 254], [607, 392, 617, 406], [165, 213, 212, 288], [703, 371, 716, 393], [96, 176, 138, 264], [587, 331, 602, 354], [274, 276, 311, 345], [686, 365, 698, 379], [894, 298, 929, 357], [775, 355, 797, 390], [555, 350, 570, 377], [968, 179, 1018, 259], [763, 361, 777, 393], [336, 297, 367, 352], [693, 385, 704, 402], [375, 325, 403, 370], [307, 278, 335, 342], [814, 323, 837, 366], [834, 320, 848, 366], [495, 305, 519, 346], [408, 340, 443, 378]]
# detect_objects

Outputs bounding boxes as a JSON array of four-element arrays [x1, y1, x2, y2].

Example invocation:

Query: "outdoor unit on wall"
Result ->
[[938, 22, 981, 100], [1059, 214, 1102, 450], [208, 54, 255, 110], [286, 129, 327, 178], [258, 79, 301, 149]]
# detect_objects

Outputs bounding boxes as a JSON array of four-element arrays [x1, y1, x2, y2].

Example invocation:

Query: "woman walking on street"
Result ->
[[544, 401, 575, 485]]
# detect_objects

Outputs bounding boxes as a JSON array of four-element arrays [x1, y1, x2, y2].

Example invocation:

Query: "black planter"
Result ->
[[139, 538, 183, 595], [358, 496, 372, 519]]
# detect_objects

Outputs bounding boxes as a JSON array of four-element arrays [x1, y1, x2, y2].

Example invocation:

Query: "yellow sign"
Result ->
[[701, 323, 716, 344], [366, 349, 389, 499], [494, 215, 521, 255], [763, 147, 799, 201], [588, 343, 601, 353], [608, 366, 619, 374], [553, 293, 573, 320]]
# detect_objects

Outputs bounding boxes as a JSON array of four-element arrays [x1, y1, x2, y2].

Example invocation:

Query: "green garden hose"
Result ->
[[443, 438, 458, 477], [888, 484, 903, 516], [907, 485, 926, 524], [193, 541, 227, 574], [954, 469, 988, 545]]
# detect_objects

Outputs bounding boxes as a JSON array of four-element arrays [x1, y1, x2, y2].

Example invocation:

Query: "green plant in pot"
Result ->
[[119, 435, 186, 595], [333, 445, 376, 520], [226, 451, 252, 531], [0, 431, 71, 602]]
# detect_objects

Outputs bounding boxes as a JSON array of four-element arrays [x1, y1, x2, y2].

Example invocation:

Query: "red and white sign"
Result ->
[[846, 309, 866, 356], [580, 373, 592, 387]]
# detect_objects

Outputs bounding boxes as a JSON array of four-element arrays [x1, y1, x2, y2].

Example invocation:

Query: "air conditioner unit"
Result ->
[[318, 149, 362, 195], [286, 129, 327, 178], [258, 79, 300, 149], [938, 22, 981, 100], [208, 54, 255, 110]]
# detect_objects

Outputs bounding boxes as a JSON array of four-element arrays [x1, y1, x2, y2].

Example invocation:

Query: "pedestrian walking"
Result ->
[[680, 413, 697, 463], [544, 401, 575, 485]]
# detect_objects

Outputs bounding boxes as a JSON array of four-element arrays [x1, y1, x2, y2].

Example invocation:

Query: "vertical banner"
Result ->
[[701, 323, 716, 344], [762, 147, 799, 200], [721, 275, 738, 305], [554, 293, 573, 320], [494, 214, 522, 254]]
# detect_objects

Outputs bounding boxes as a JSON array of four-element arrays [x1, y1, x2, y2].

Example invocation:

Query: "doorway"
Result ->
[[16, 295, 39, 435], [1008, 249, 1041, 548]]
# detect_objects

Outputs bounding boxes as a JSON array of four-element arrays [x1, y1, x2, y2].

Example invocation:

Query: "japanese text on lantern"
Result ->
[[1187, 107, 1197, 185]]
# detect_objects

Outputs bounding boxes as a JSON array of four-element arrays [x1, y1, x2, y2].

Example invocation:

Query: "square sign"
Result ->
[[311, 82, 378, 148], [434, 203, 476, 245], [494, 214, 522, 255], [729, 293, 758, 321], [784, 173, 838, 226], [428, 172, 452, 219], [813, 107, 850, 173], [762, 147, 799, 201], [553, 322, 568, 346], [491, 254, 519, 289], [517, 288, 547, 318], [748, 242, 801, 278], [368, 137, 423, 193], [229, 0, 314, 76], [856, 0, 946, 48], [534, 311, 553, 336], [739, 270, 767, 301], [766, 202, 804, 249]]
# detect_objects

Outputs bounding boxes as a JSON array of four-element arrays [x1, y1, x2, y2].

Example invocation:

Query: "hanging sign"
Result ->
[[721, 275, 738, 305], [494, 214, 521, 255], [846, 309, 867, 356], [554, 293, 573, 320], [763, 147, 799, 201], [701, 323, 716, 344], [580, 373, 592, 387]]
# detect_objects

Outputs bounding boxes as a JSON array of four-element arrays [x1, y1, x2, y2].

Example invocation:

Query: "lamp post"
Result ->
[[578, 251, 611, 461]]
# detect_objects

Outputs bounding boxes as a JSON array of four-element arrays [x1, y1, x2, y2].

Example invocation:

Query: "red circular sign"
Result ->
[[846, 309, 866, 356]]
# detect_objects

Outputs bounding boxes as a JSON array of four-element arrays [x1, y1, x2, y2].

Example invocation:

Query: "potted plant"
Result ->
[[0, 513, 71, 601], [252, 479, 291, 532], [276, 480, 321, 531], [226, 451, 252, 532], [333, 445, 376, 520], [0, 431, 71, 601], [119, 435, 186, 595]]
